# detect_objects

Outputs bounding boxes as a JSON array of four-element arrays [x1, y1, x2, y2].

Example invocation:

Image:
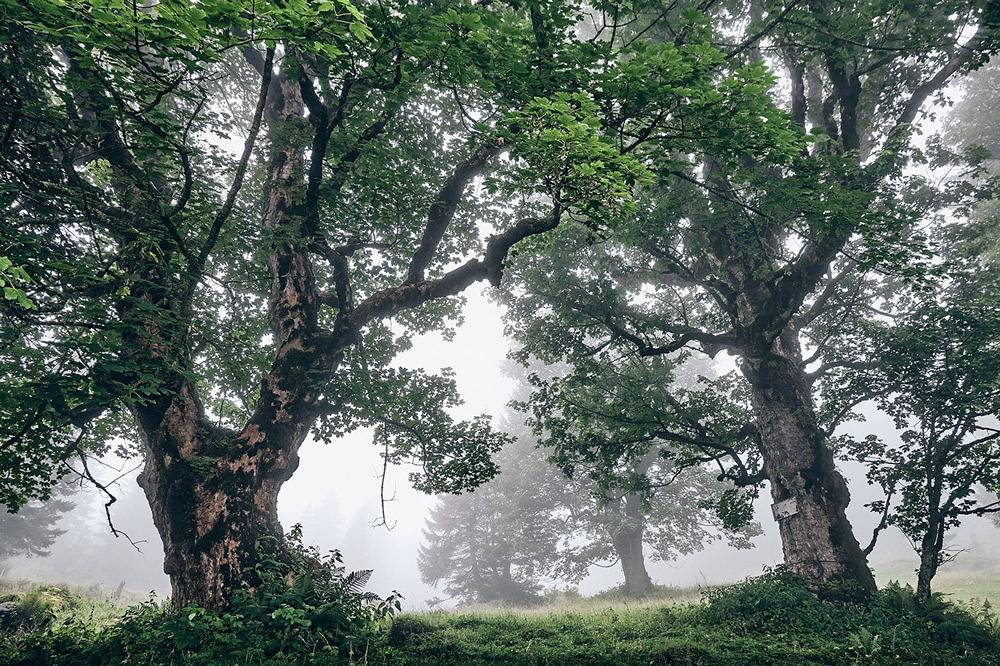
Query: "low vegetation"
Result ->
[[1, 569, 997, 665]]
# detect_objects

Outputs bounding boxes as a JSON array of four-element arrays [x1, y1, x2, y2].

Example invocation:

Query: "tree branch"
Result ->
[[349, 207, 562, 329], [196, 46, 274, 273], [863, 491, 894, 556], [405, 144, 503, 284]]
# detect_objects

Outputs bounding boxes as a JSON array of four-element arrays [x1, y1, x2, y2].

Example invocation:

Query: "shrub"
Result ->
[[0, 585, 76, 634], [699, 566, 842, 635], [0, 526, 400, 665], [873, 582, 998, 651]]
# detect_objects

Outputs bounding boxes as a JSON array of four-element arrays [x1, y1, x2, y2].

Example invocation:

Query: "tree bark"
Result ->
[[134, 322, 332, 608], [135, 384, 306, 609], [741, 331, 876, 596], [125, 43, 542, 607], [915, 535, 939, 604], [610, 493, 654, 597]]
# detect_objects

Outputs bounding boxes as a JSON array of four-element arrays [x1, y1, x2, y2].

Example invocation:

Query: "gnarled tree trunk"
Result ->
[[741, 332, 875, 595], [134, 369, 322, 608], [125, 39, 553, 607], [135, 64, 331, 610]]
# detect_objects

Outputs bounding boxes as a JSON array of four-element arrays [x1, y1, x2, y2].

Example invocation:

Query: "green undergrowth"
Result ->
[[385, 571, 1000, 666], [0, 527, 400, 666], [0, 581, 136, 634], [1, 569, 999, 665]]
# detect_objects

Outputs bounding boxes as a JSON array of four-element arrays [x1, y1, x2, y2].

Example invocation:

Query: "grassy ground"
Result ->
[[2, 574, 999, 665], [382, 576, 1000, 666], [0, 578, 148, 630], [873, 556, 1000, 605], [456, 585, 706, 617]]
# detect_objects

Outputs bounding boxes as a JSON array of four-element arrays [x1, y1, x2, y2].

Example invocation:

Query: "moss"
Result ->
[[196, 419, 239, 456], [185, 455, 218, 476]]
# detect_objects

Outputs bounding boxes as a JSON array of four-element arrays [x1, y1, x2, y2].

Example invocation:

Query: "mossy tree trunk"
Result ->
[[135, 381, 313, 609], [131, 66, 329, 609]]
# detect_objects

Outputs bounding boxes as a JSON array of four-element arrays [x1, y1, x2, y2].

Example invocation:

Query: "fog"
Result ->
[[4, 286, 999, 608]]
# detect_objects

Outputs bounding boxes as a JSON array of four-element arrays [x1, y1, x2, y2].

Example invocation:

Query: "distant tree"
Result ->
[[418, 429, 569, 606], [941, 59, 1000, 280], [419, 361, 760, 602], [0, 481, 75, 563], [516, 352, 761, 597], [945, 60, 1000, 168], [557, 450, 760, 598]]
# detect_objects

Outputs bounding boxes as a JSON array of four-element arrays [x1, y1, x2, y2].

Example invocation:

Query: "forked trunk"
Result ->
[[611, 493, 653, 597], [134, 59, 330, 610], [135, 382, 310, 609], [742, 334, 876, 597]]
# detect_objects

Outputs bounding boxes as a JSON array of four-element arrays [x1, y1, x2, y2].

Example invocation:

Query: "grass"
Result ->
[[384, 575, 1000, 666], [454, 584, 706, 617], [873, 556, 1000, 606], [2, 572, 999, 665], [0, 578, 151, 630], [385, 606, 715, 666]]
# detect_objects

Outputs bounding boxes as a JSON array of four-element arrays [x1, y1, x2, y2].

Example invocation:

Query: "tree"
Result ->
[[0, 481, 75, 563], [418, 432, 569, 606], [941, 59, 1000, 279], [557, 450, 760, 597], [0, 0, 781, 609], [945, 59, 1000, 169], [519, 352, 761, 597], [420, 362, 758, 601], [502, 0, 999, 595], [826, 292, 1000, 603]]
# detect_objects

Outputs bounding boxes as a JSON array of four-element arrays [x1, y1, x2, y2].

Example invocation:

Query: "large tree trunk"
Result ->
[[741, 332, 876, 596], [134, 63, 330, 610], [611, 493, 654, 597], [134, 366, 321, 608]]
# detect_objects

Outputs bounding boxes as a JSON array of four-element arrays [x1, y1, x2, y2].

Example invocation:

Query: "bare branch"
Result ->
[[863, 491, 894, 556], [196, 45, 274, 272]]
